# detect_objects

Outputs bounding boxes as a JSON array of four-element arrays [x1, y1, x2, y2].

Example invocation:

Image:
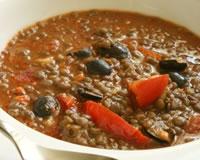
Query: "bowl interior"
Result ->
[[0, 0, 200, 159]]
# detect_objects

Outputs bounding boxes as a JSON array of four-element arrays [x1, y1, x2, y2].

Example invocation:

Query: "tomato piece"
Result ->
[[56, 94, 76, 111], [128, 74, 169, 109], [74, 73, 85, 82], [121, 37, 136, 51], [138, 47, 162, 60], [12, 87, 26, 95], [83, 101, 152, 148], [185, 115, 200, 134], [14, 95, 30, 105]]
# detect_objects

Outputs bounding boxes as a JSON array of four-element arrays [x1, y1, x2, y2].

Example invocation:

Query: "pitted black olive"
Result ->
[[74, 48, 92, 58], [33, 96, 60, 117], [159, 60, 187, 72], [78, 87, 103, 101], [96, 42, 130, 59], [143, 121, 173, 143], [146, 127, 173, 143], [169, 72, 187, 87], [86, 59, 112, 75]]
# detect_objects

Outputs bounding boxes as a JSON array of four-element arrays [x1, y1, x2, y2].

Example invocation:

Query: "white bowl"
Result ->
[[0, 0, 200, 159]]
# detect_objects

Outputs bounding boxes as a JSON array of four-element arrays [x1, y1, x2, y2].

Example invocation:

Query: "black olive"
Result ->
[[143, 121, 173, 143], [159, 60, 187, 72], [86, 59, 112, 75], [74, 48, 92, 58], [78, 87, 103, 101], [96, 42, 130, 59], [33, 96, 60, 117], [146, 128, 173, 143], [169, 72, 187, 87]]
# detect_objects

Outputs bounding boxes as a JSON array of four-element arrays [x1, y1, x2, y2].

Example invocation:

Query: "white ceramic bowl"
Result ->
[[0, 0, 200, 159]]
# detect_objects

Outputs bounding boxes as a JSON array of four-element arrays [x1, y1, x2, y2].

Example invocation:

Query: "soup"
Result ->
[[0, 10, 200, 150]]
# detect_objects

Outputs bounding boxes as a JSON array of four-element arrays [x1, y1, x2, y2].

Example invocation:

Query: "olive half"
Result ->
[[95, 41, 130, 59], [74, 48, 92, 58], [159, 60, 187, 72], [86, 59, 112, 75]]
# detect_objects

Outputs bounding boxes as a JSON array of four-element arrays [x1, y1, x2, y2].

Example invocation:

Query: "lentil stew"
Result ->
[[0, 10, 200, 150]]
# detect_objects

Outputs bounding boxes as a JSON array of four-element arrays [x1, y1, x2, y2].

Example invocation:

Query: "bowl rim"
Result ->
[[1, 108, 200, 159], [0, 0, 200, 159]]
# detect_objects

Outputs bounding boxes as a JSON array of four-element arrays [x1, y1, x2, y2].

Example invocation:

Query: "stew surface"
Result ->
[[0, 10, 200, 150]]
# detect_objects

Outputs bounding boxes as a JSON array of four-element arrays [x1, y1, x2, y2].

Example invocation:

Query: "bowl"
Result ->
[[0, 0, 200, 159]]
